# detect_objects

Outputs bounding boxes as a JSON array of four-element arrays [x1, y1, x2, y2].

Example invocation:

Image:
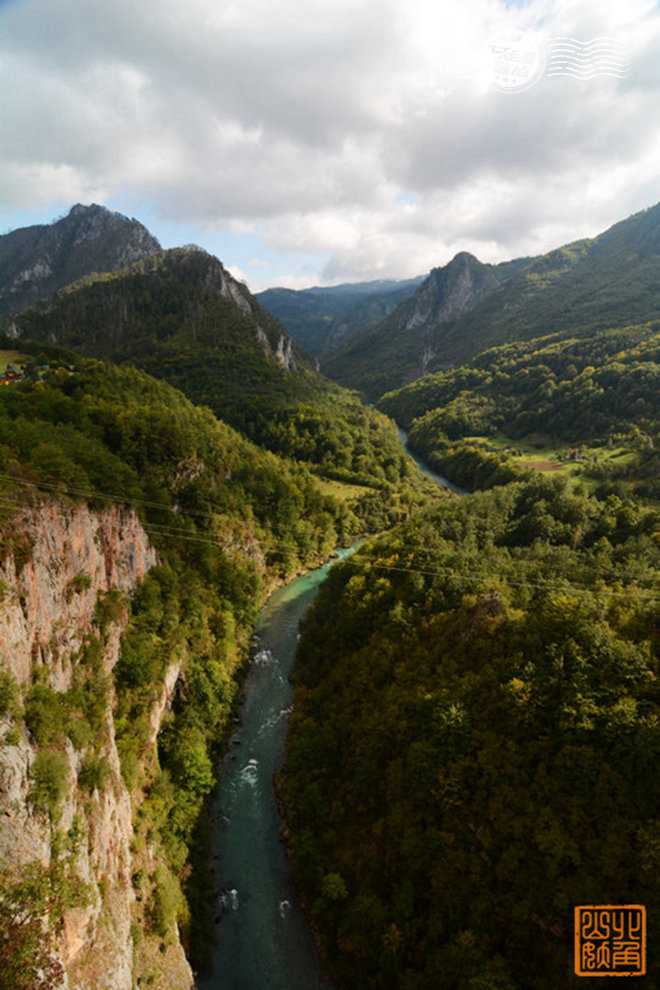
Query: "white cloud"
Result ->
[[1, 0, 660, 286]]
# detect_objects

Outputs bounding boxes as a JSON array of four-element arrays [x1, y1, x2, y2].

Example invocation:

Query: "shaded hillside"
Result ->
[[0, 204, 160, 318], [256, 276, 424, 358], [322, 253, 529, 399], [0, 354, 369, 988], [438, 203, 660, 365], [3, 249, 415, 491], [319, 203, 660, 401], [282, 477, 660, 989]]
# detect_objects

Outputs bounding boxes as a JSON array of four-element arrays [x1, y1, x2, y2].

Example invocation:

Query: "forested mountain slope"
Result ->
[[438, 202, 660, 366], [282, 475, 660, 989], [378, 325, 660, 493], [3, 248, 414, 490], [0, 204, 161, 318]]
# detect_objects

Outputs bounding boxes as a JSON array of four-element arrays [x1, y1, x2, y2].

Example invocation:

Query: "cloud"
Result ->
[[1, 0, 660, 285]]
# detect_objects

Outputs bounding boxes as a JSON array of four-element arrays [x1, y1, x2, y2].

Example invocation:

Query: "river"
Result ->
[[199, 431, 460, 989], [396, 425, 469, 495], [198, 548, 357, 990]]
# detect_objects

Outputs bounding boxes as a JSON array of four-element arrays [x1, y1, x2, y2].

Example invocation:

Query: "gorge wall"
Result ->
[[0, 498, 194, 989]]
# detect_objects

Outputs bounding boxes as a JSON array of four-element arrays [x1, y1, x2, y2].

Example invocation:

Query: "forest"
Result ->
[[281, 473, 660, 988], [278, 308, 660, 988], [378, 325, 660, 495], [0, 348, 434, 978], [2, 225, 660, 989]]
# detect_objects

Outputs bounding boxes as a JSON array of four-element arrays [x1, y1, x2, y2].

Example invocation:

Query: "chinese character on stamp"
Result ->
[[575, 905, 646, 977]]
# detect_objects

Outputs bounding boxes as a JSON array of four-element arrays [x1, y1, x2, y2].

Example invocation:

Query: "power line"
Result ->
[[331, 554, 660, 600], [0, 471, 220, 521], [0, 474, 658, 599]]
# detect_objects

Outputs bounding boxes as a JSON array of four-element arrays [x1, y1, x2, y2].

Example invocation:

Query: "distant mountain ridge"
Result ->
[[256, 276, 425, 358], [317, 202, 660, 400], [0, 203, 161, 318], [322, 253, 531, 398]]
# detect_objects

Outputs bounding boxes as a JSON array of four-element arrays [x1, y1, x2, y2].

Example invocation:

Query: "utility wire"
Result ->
[[0, 474, 658, 599]]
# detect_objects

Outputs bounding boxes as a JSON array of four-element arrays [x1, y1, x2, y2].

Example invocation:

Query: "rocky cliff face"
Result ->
[[0, 501, 155, 689], [398, 252, 502, 376], [0, 204, 161, 318], [0, 500, 193, 989], [321, 251, 507, 399]]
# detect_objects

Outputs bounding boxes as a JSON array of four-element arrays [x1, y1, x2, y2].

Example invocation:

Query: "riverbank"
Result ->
[[396, 425, 469, 494], [197, 547, 359, 989], [193, 427, 457, 986]]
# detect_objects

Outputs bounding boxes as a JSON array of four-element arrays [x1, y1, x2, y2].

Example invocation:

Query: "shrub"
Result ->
[[24, 685, 66, 747], [78, 752, 112, 794], [149, 865, 183, 939], [0, 532, 34, 575], [66, 714, 93, 750], [94, 588, 126, 633], [65, 571, 92, 602], [29, 751, 69, 822], [181, 744, 214, 797], [0, 670, 21, 720]]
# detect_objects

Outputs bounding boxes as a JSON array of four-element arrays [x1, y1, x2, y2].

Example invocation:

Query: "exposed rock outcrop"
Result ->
[[255, 324, 297, 370], [275, 332, 297, 371], [321, 251, 510, 398], [0, 501, 155, 688], [0, 204, 161, 318], [0, 500, 194, 989]]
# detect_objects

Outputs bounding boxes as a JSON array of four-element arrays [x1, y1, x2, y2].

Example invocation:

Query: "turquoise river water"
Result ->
[[197, 548, 357, 990], [199, 432, 460, 989]]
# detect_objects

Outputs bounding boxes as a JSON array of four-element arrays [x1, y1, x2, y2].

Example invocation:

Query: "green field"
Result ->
[[314, 477, 375, 501], [484, 432, 638, 485]]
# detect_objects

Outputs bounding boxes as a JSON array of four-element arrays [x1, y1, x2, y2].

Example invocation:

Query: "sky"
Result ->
[[1, 0, 660, 291]]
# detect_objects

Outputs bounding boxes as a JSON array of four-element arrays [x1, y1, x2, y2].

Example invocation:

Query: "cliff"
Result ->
[[321, 252, 510, 399], [0, 499, 193, 989], [0, 204, 161, 319]]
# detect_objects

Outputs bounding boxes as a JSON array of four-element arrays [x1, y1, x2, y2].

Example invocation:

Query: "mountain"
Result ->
[[322, 253, 530, 399], [1, 245, 424, 499], [430, 202, 660, 365], [256, 276, 424, 358], [0, 353, 382, 988], [323, 203, 660, 402], [0, 203, 161, 318]]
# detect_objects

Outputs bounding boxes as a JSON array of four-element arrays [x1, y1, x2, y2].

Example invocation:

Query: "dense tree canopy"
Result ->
[[282, 475, 660, 989], [379, 326, 660, 494]]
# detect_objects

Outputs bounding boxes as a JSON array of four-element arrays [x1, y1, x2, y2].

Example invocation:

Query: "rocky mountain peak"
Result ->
[[389, 252, 502, 371], [0, 203, 161, 318]]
